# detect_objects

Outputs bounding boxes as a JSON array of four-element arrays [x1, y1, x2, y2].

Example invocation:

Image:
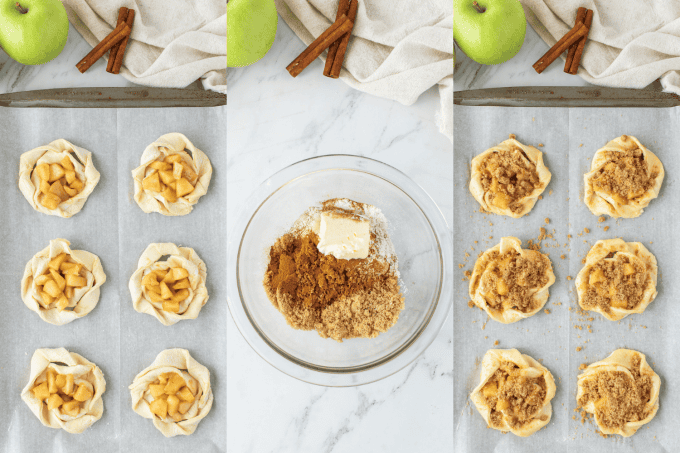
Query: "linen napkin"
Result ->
[[521, 0, 680, 96], [62, 0, 226, 93], [276, 0, 453, 142]]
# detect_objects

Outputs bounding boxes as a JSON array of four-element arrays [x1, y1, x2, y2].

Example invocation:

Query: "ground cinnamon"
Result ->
[[264, 228, 403, 341]]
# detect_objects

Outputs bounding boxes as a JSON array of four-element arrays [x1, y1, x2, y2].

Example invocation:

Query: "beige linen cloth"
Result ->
[[130, 349, 213, 437], [276, 0, 453, 142], [521, 1, 680, 95], [21, 348, 106, 434], [62, 1, 226, 93]]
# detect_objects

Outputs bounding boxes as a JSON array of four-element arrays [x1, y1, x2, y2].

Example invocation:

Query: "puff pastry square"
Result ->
[[132, 133, 212, 216], [584, 135, 664, 218], [129, 243, 209, 326], [576, 239, 657, 321], [21, 238, 106, 326], [469, 237, 555, 324], [471, 349, 556, 437], [470, 135, 551, 218], [21, 348, 105, 434], [18, 139, 100, 218], [129, 349, 213, 437], [577, 349, 660, 437]]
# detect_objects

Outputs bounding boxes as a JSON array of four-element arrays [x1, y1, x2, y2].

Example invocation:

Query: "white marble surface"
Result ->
[[226, 19, 453, 453], [454, 21, 593, 91], [0, 24, 140, 93]]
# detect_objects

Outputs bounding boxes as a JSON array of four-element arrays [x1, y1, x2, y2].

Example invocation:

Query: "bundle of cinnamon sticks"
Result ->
[[76, 7, 135, 74], [533, 7, 593, 75], [286, 0, 359, 78]]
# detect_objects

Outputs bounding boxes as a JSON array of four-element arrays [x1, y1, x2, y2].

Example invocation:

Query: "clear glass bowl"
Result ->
[[227, 155, 452, 386]]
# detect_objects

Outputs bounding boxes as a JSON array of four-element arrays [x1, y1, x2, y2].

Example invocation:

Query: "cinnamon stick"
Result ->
[[106, 7, 129, 73], [323, 0, 350, 77], [76, 22, 131, 73], [564, 7, 586, 73], [110, 9, 135, 74], [328, 0, 358, 78], [568, 9, 593, 75], [532, 21, 588, 74], [286, 15, 354, 78]]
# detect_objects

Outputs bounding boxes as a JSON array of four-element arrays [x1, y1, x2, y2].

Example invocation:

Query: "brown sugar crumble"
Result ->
[[576, 346, 582, 352], [591, 147, 659, 203], [494, 340, 499, 346], [580, 253, 649, 313], [598, 216, 605, 223], [604, 226, 610, 232], [577, 354, 654, 432], [479, 147, 543, 214], [483, 361, 547, 430], [472, 248, 551, 314]]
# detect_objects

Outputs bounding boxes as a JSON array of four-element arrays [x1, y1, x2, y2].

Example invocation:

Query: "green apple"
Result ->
[[0, 0, 68, 65], [227, 0, 277, 67], [453, 0, 525, 65]]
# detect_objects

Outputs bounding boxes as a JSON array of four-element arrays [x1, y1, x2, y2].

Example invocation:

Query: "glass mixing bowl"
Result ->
[[227, 155, 452, 386]]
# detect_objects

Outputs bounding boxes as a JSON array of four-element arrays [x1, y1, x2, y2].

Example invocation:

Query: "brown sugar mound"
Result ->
[[581, 254, 648, 313], [484, 361, 547, 429], [264, 232, 403, 342], [578, 355, 653, 431], [480, 148, 542, 214], [591, 148, 659, 203], [480, 249, 549, 313]]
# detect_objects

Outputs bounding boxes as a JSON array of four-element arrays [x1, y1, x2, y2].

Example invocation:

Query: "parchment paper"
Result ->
[[0, 107, 226, 453], [454, 105, 680, 452]]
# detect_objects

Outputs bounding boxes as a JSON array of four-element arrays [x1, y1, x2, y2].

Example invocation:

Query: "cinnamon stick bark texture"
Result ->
[[286, 15, 354, 77], [533, 21, 588, 74], [110, 9, 135, 74], [564, 7, 586, 73], [76, 22, 131, 73], [328, 0, 359, 78], [568, 9, 594, 75], [107, 7, 129, 73], [323, 0, 350, 77]]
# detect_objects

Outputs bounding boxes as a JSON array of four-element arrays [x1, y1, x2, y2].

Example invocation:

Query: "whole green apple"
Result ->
[[453, 0, 525, 65], [227, 0, 277, 67], [0, 0, 68, 65]]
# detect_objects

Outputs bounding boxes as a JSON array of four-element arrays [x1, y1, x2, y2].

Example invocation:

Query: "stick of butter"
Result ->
[[316, 211, 370, 260]]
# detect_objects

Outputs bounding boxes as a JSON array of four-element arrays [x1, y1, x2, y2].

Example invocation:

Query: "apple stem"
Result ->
[[15, 2, 28, 14], [472, 1, 486, 13]]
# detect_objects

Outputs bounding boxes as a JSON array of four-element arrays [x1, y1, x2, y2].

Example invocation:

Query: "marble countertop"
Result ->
[[226, 18, 453, 453], [455, 22, 593, 91], [0, 23, 205, 93]]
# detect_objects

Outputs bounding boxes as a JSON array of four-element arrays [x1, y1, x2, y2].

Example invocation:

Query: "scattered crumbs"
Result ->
[[488, 221, 493, 226], [484, 336, 488, 339], [579, 363, 587, 370], [544, 218, 550, 224], [567, 234, 572, 239], [549, 189, 553, 196], [494, 340, 499, 346], [582, 258, 586, 264], [544, 309, 551, 315], [576, 346, 582, 352], [458, 263, 464, 268], [465, 252, 470, 258], [650, 241, 653, 245], [579, 144, 583, 147], [584, 227, 590, 234], [538, 195, 543, 200], [603, 226, 609, 232], [560, 254, 566, 260], [467, 300, 475, 308], [509, 133, 516, 139], [567, 276, 573, 281], [474, 240, 478, 244], [488, 236, 493, 239], [538, 143, 544, 147], [598, 216, 605, 223], [464, 270, 471, 279], [532, 117, 535, 122]]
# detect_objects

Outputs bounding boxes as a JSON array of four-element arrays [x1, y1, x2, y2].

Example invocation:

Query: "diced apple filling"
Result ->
[[142, 152, 199, 203], [31, 368, 92, 417], [147, 371, 197, 422], [35, 253, 86, 311], [36, 156, 83, 210], [142, 266, 191, 313]]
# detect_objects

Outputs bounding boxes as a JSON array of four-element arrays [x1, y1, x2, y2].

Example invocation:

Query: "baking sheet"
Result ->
[[454, 105, 680, 452], [0, 106, 226, 452]]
